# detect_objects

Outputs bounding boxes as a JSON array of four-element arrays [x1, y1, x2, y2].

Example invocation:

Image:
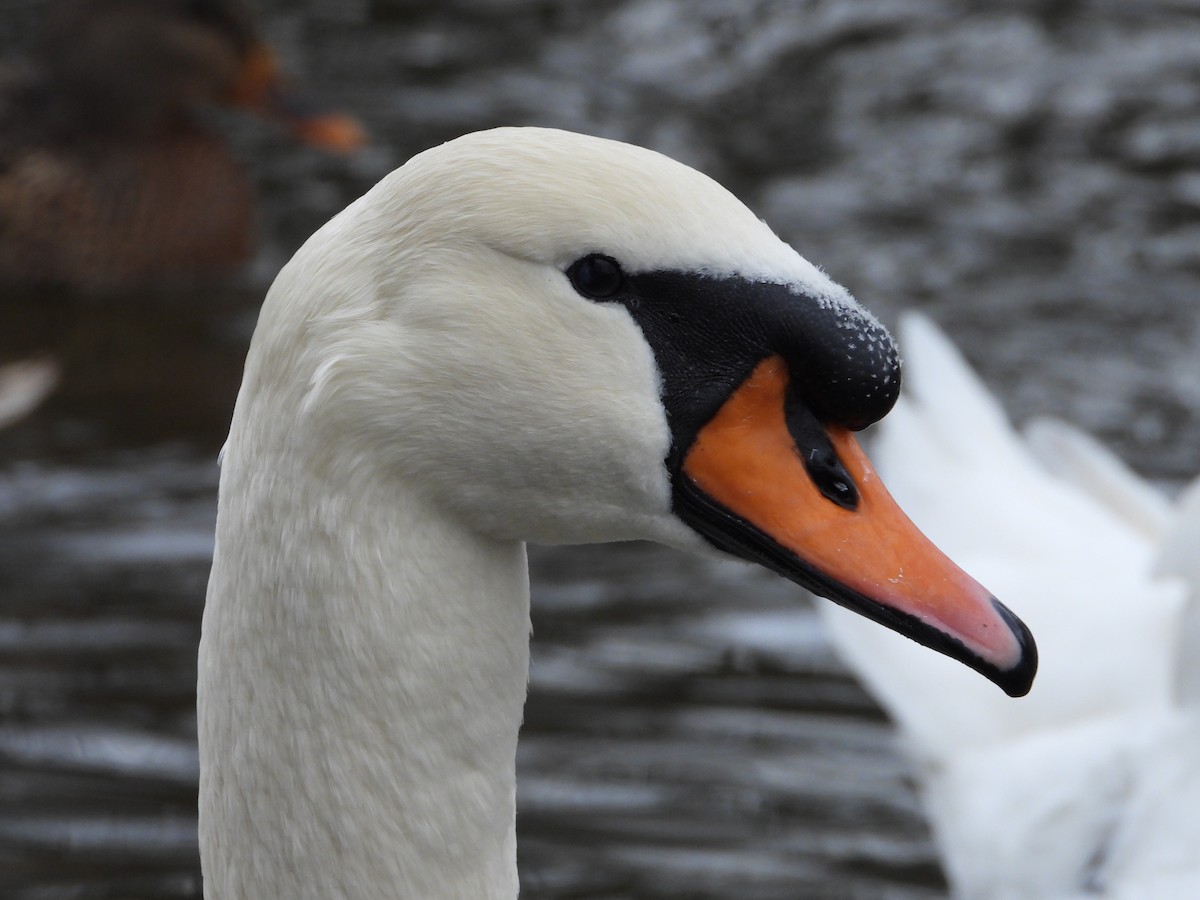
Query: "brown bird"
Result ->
[[0, 0, 365, 287]]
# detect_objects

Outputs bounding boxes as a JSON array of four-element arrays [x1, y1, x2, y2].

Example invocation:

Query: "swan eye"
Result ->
[[567, 255, 625, 300]]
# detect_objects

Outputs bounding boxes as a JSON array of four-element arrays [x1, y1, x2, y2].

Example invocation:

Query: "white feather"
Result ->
[[822, 312, 1200, 899]]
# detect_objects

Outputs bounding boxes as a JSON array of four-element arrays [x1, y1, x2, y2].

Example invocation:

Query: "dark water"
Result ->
[[0, 437, 940, 899], [2, 1, 1198, 898]]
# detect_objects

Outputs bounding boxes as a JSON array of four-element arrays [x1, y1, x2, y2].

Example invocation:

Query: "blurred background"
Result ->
[[0, 0, 1197, 897]]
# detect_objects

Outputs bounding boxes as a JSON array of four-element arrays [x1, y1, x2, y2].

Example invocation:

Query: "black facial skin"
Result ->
[[567, 256, 901, 498], [565, 254, 1038, 698]]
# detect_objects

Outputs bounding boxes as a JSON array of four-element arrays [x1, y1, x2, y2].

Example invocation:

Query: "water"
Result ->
[[1, 445, 941, 899], [2, 0, 1198, 897]]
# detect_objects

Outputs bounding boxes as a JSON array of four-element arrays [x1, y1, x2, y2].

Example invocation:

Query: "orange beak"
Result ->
[[229, 45, 366, 154], [678, 356, 1036, 696]]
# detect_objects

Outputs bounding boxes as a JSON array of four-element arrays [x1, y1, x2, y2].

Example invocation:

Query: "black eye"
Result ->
[[567, 255, 625, 300]]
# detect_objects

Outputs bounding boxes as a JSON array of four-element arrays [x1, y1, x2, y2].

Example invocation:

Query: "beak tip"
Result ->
[[989, 598, 1038, 698]]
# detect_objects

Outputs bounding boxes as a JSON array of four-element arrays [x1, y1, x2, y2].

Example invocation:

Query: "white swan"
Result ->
[[821, 313, 1200, 899], [198, 129, 1037, 899]]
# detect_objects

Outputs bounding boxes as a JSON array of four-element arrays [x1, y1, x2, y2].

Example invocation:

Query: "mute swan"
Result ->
[[199, 129, 1036, 898], [822, 313, 1199, 898]]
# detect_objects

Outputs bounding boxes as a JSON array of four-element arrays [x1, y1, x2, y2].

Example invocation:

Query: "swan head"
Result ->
[[242, 127, 1036, 697]]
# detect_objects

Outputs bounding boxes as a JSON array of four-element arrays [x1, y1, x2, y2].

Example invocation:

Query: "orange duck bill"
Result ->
[[229, 44, 366, 154], [676, 356, 1037, 697]]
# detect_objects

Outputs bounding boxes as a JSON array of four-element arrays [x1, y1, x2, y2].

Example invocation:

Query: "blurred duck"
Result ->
[[0, 0, 365, 287], [821, 313, 1200, 899]]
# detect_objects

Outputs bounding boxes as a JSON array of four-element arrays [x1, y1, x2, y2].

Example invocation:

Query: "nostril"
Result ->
[[785, 385, 860, 511], [805, 446, 859, 511]]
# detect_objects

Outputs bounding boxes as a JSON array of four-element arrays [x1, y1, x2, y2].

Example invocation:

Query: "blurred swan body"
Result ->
[[822, 313, 1200, 899], [198, 129, 1037, 898]]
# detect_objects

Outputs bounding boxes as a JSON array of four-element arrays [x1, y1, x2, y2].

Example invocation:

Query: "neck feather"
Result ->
[[199, 416, 531, 899]]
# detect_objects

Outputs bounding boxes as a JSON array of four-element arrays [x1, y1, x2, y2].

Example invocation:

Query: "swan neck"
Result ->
[[199, 443, 531, 899]]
